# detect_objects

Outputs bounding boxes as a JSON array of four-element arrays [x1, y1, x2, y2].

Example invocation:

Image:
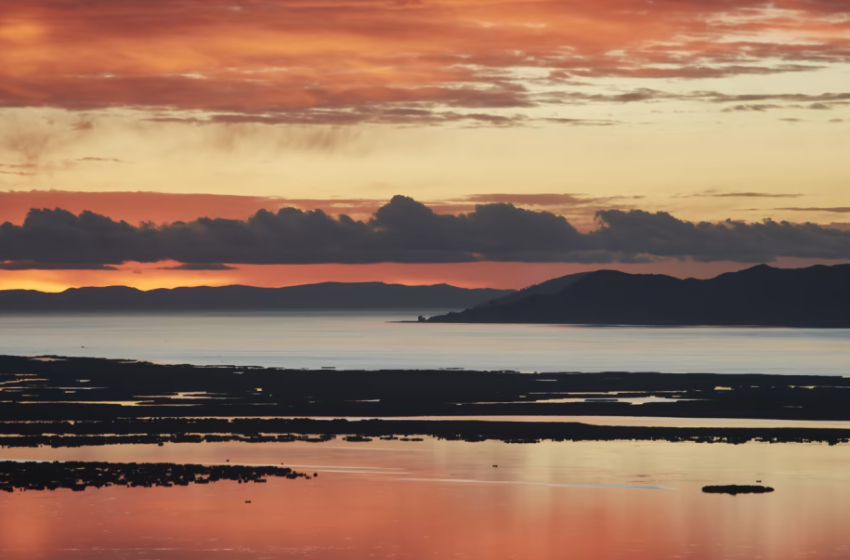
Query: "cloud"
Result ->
[[442, 193, 644, 230], [74, 157, 123, 164], [0, 112, 372, 184], [0, 113, 99, 171], [0, 190, 645, 227], [0, 164, 37, 177], [457, 193, 615, 206], [778, 207, 850, 213], [560, 90, 850, 111], [697, 192, 803, 199], [151, 110, 611, 128], [182, 121, 369, 154], [0, 190, 286, 225], [705, 92, 850, 105], [1, 1, 849, 124], [545, 89, 850, 114], [0, 190, 394, 226], [158, 263, 237, 271], [589, 210, 850, 263], [0, 261, 117, 271], [1, 196, 849, 268], [721, 104, 784, 113]]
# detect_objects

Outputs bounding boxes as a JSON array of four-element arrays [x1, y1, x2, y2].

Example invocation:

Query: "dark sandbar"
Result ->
[[0, 460, 308, 493], [702, 485, 775, 495], [0, 418, 848, 447]]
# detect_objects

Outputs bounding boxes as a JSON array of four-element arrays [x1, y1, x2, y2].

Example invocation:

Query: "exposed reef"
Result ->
[[0, 461, 308, 493], [702, 485, 775, 495], [0, 418, 848, 448], [3, 355, 850, 423]]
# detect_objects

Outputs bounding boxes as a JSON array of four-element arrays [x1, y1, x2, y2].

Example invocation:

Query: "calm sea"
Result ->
[[3, 438, 850, 560], [0, 310, 847, 375]]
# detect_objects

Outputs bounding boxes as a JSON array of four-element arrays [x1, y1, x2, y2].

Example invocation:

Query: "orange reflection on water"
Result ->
[[1, 439, 850, 559], [0, 492, 47, 559]]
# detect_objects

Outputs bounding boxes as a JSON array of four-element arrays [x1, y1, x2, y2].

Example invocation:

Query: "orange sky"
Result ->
[[1, 0, 849, 290], [2, 0, 849, 118], [0, 190, 649, 229], [3, 259, 845, 293]]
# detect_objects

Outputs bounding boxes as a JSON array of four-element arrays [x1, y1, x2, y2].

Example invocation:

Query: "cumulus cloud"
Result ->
[[588, 210, 850, 263], [0, 190, 290, 226], [1, 197, 849, 268], [0, 190, 642, 232]]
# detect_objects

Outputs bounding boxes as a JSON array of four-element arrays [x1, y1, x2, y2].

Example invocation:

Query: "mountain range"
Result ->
[[0, 283, 513, 312], [427, 264, 850, 327]]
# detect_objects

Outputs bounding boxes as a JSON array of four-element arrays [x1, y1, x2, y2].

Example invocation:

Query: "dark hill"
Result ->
[[428, 264, 850, 327], [0, 282, 513, 311]]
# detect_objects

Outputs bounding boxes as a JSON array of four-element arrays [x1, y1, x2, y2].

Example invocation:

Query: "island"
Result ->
[[427, 264, 850, 327], [0, 282, 513, 312]]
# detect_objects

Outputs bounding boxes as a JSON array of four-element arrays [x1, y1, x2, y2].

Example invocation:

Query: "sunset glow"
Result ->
[[1, 0, 848, 290]]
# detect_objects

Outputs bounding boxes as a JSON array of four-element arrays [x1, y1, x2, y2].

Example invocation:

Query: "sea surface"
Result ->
[[2, 438, 850, 560], [0, 311, 848, 374], [2, 312, 850, 560]]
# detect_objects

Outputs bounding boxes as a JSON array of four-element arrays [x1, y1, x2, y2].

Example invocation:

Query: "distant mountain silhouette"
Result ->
[[428, 264, 850, 327], [0, 283, 513, 311]]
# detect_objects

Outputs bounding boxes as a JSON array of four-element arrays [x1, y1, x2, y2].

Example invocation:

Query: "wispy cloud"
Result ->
[[1, 1, 848, 124], [158, 263, 237, 271], [695, 192, 803, 199], [778, 207, 850, 213]]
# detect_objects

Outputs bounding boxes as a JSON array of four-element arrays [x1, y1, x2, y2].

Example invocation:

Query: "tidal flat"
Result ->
[[2, 355, 850, 559], [3, 354, 850, 449], [3, 354, 850, 423]]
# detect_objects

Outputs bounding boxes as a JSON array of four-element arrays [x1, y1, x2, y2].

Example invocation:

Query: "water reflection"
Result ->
[[1, 439, 850, 559], [0, 311, 848, 374]]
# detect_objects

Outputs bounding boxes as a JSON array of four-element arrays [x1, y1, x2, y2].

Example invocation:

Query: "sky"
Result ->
[[1, 0, 849, 291]]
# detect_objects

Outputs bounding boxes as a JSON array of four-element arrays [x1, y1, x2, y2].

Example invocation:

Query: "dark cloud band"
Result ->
[[1, 196, 849, 269]]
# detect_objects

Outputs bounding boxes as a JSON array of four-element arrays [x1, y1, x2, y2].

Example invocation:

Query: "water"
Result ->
[[2, 439, 850, 559], [2, 312, 848, 558], [0, 311, 848, 374]]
